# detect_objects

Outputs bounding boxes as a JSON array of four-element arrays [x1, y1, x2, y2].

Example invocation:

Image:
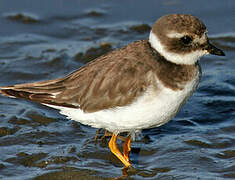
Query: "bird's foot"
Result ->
[[109, 133, 132, 167]]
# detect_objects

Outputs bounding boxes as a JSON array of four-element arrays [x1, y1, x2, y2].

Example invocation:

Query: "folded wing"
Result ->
[[0, 40, 158, 113]]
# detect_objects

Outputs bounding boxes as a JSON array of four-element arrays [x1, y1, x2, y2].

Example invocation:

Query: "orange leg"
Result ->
[[94, 128, 102, 142], [109, 133, 131, 167], [123, 135, 131, 162], [101, 130, 112, 141], [102, 131, 127, 141]]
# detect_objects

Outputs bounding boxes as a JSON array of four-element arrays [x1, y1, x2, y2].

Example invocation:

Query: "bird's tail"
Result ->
[[0, 78, 79, 109]]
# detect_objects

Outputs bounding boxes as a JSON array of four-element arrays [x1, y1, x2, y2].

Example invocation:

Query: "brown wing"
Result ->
[[0, 40, 158, 113]]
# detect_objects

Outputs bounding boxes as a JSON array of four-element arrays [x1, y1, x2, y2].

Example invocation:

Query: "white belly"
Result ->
[[46, 75, 199, 133]]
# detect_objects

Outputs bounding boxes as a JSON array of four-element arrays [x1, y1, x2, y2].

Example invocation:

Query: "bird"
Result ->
[[0, 14, 225, 168]]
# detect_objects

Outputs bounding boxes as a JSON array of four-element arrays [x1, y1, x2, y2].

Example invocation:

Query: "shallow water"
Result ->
[[0, 0, 234, 179]]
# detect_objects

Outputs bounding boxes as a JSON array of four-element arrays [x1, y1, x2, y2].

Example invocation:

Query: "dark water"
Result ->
[[0, 0, 234, 179]]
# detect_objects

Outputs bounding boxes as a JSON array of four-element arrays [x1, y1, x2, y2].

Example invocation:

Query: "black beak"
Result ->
[[204, 42, 225, 56]]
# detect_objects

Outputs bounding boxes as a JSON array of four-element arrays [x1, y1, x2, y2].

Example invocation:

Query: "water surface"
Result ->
[[0, 0, 234, 179]]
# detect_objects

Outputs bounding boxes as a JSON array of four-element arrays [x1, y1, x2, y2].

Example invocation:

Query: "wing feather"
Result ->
[[0, 40, 159, 112]]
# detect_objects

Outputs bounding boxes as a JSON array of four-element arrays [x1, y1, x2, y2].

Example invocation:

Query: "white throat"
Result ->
[[149, 31, 206, 65]]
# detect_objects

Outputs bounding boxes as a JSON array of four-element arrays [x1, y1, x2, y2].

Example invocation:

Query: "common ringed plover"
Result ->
[[0, 14, 225, 167]]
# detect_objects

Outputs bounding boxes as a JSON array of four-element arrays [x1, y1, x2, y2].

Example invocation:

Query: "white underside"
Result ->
[[44, 74, 200, 134]]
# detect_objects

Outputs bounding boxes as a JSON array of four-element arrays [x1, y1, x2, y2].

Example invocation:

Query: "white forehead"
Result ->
[[167, 32, 187, 38], [166, 31, 207, 44]]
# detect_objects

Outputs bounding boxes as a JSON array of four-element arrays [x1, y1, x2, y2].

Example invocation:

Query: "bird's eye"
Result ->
[[180, 36, 192, 45]]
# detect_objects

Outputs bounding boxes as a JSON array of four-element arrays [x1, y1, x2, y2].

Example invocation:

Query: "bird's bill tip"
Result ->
[[206, 42, 225, 56]]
